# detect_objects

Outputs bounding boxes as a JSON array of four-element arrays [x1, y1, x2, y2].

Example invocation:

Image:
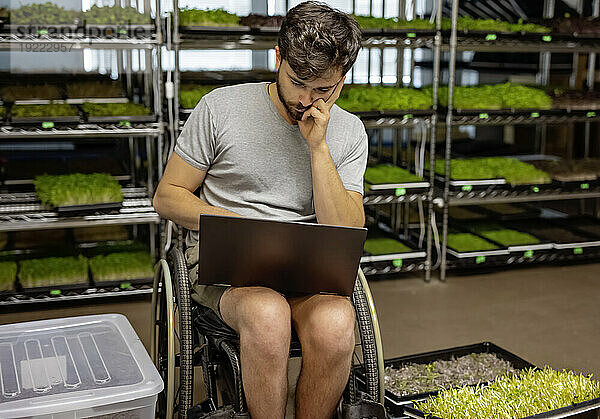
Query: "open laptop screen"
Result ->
[[197, 215, 367, 296]]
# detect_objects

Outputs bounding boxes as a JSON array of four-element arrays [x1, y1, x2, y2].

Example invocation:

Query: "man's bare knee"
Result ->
[[297, 297, 355, 361], [221, 287, 292, 358]]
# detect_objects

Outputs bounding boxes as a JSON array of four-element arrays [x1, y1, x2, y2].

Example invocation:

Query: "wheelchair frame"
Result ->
[[151, 246, 385, 418]]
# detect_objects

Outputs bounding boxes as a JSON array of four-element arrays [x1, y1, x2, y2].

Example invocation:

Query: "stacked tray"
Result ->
[[361, 225, 426, 269], [507, 219, 600, 252], [357, 342, 535, 417], [456, 222, 552, 256], [364, 165, 429, 196]]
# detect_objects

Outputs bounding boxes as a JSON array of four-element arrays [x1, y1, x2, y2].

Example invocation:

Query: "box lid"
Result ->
[[0, 314, 163, 418]]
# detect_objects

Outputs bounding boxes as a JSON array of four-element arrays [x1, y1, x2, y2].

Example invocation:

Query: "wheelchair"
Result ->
[[151, 243, 386, 418]]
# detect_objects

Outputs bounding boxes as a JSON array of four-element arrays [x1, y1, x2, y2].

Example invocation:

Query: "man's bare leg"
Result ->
[[289, 294, 356, 419], [220, 286, 291, 418]]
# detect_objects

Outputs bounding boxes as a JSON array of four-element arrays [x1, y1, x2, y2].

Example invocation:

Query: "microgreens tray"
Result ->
[[10, 115, 81, 125], [55, 202, 123, 215], [508, 219, 600, 251], [445, 232, 509, 258], [555, 217, 600, 239], [85, 114, 156, 123], [358, 342, 535, 417], [179, 25, 251, 33], [404, 396, 600, 419]]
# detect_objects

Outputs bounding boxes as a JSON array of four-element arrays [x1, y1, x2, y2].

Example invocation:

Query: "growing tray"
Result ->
[[477, 203, 541, 221], [354, 109, 434, 119], [361, 227, 426, 264], [17, 281, 90, 295], [360, 248, 426, 264], [365, 180, 430, 196], [9, 116, 81, 125], [65, 97, 128, 104], [554, 217, 600, 239], [91, 276, 152, 288], [84, 114, 156, 123], [84, 23, 154, 36], [179, 25, 252, 34], [507, 219, 600, 251], [432, 173, 506, 192], [456, 224, 553, 254], [359, 342, 535, 417], [404, 395, 600, 419], [56, 202, 123, 215], [4, 24, 80, 34], [446, 243, 509, 259]]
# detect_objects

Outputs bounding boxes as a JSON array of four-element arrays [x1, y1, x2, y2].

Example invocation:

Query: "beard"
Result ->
[[275, 70, 308, 122]]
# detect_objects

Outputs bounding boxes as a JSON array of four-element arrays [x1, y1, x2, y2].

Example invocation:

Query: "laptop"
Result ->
[[196, 214, 367, 296]]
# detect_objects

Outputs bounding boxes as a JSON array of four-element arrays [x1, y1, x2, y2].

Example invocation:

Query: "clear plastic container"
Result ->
[[0, 314, 163, 418]]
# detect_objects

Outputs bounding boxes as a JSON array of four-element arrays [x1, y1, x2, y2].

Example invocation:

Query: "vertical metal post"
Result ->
[[154, 0, 161, 44], [536, 0, 554, 160], [379, 48, 385, 84], [368, 48, 372, 84], [397, 47, 404, 86], [125, 50, 133, 99], [440, 0, 459, 282], [150, 223, 158, 258], [173, 0, 179, 44], [377, 129, 383, 161], [398, 0, 406, 20], [129, 137, 136, 185], [569, 0, 584, 88], [144, 49, 151, 108], [392, 127, 398, 166], [585, 0, 600, 159], [353, 0, 356, 15], [146, 136, 154, 196], [425, 0, 441, 282]]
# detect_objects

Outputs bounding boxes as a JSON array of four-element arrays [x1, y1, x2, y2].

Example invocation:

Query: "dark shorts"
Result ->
[[185, 244, 229, 320]]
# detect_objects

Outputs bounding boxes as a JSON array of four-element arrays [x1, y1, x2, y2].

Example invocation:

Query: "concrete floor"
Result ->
[[1, 262, 598, 382]]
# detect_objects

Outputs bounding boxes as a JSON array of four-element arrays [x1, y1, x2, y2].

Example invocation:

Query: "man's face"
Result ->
[[275, 59, 344, 122]]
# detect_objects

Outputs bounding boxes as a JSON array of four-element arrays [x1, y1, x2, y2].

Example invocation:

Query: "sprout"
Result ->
[[82, 103, 151, 117], [89, 251, 154, 281], [430, 158, 551, 185], [364, 165, 424, 184], [12, 104, 79, 118], [0, 261, 17, 291], [364, 238, 412, 255], [179, 8, 240, 27], [416, 366, 600, 419], [34, 173, 123, 207], [19, 256, 88, 288], [386, 353, 517, 397], [179, 85, 221, 109], [336, 86, 433, 112], [447, 233, 499, 252]]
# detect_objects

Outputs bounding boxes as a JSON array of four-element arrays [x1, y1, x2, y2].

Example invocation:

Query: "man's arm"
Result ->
[[153, 153, 239, 230], [310, 143, 365, 227], [298, 76, 365, 228]]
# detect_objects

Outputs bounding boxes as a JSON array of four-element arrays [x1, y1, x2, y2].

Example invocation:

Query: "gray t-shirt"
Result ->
[[174, 82, 368, 246]]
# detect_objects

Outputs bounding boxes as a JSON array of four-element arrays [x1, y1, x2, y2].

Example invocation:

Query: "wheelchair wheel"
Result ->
[[151, 248, 195, 418], [350, 269, 385, 405]]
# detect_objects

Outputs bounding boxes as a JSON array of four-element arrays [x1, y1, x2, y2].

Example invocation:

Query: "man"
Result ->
[[153, 2, 366, 417]]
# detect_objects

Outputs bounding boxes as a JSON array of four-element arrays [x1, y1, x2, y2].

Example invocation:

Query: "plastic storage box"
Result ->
[[0, 314, 163, 418]]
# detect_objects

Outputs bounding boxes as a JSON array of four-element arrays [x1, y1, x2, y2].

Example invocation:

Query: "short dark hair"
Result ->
[[278, 1, 362, 80]]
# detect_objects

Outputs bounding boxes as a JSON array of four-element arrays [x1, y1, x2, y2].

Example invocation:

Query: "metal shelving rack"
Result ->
[[169, 0, 443, 281], [0, 2, 165, 305], [438, 0, 600, 280]]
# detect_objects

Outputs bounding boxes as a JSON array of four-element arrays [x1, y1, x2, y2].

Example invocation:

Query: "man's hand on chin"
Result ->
[[298, 76, 346, 151]]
